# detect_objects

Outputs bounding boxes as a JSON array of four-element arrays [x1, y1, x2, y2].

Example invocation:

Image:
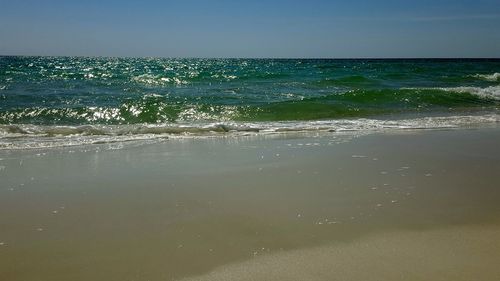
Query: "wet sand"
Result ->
[[1, 128, 500, 280], [182, 225, 500, 281]]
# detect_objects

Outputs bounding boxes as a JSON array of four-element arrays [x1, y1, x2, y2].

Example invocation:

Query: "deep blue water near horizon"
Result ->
[[1, 56, 499, 148]]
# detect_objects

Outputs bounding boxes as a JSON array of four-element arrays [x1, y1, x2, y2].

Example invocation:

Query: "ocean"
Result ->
[[2, 57, 500, 281], [1, 57, 499, 148]]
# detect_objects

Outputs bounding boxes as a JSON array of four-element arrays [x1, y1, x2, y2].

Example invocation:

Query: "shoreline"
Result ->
[[1, 127, 500, 280], [2, 112, 500, 150]]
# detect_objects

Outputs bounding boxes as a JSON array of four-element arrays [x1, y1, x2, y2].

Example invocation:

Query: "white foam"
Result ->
[[473, 73, 500, 82], [1, 114, 499, 150], [405, 85, 500, 100], [439, 85, 500, 99]]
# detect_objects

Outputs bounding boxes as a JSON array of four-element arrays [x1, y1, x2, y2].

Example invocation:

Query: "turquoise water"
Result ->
[[1, 57, 499, 148]]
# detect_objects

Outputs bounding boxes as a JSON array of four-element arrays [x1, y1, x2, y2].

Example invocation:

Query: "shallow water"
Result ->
[[1, 128, 500, 280]]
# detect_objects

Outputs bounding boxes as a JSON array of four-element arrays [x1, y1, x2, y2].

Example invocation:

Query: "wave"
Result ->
[[472, 73, 500, 82], [1, 86, 499, 125], [1, 114, 500, 149], [405, 86, 500, 100]]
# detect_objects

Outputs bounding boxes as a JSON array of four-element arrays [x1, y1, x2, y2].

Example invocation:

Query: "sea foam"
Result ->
[[439, 86, 500, 99], [472, 73, 500, 82], [405, 86, 500, 100], [2, 114, 499, 149]]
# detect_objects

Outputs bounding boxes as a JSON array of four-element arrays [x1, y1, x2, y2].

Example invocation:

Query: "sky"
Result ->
[[0, 0, 499, 58]]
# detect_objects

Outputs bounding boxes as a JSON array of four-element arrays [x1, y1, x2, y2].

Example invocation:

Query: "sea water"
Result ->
[[1, 57, 499, 148]]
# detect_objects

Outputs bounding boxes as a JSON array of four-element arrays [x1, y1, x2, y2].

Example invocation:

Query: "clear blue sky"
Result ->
[[1, 0, 499, 58]]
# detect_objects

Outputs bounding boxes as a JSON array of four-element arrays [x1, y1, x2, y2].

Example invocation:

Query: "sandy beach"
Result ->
[[2, 0, 500, 279], [1, 127, 500, 280]]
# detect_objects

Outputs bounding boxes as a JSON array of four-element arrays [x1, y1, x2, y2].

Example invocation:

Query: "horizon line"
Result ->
[[1, 54, 500, 60]]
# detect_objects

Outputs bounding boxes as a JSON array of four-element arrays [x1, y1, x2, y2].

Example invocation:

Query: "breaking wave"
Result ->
[[1, 114, 499, 149]]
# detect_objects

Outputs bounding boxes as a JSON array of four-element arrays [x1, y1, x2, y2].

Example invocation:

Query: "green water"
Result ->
[[1, 57, 499, 148]]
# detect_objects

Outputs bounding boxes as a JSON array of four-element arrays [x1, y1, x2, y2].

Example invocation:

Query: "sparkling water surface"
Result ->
[[1, 57, 499, 148]]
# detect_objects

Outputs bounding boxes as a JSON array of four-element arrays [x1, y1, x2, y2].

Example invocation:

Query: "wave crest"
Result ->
[[472, 73, 500, 82], [436, 86, 500, 99]]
